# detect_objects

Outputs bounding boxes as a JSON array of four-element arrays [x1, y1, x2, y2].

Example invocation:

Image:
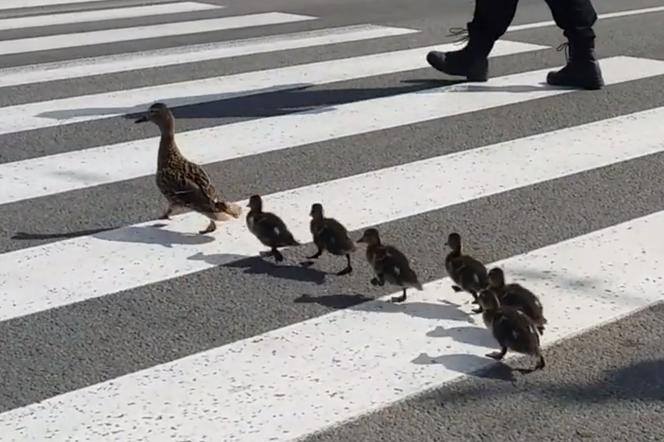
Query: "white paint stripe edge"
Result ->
[[0, 3, 223, 31], [2, 100, 664, 321], [507, 5, 664, 32], [0, 25, 420, 88], [0, 40, 547, 135], [1, 56, 662, 206], [0, 13, 317, 56], [0, 0, 108, 10], [1, 209, 661, 442]]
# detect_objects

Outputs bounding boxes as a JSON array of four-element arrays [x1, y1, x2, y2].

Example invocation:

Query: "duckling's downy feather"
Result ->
[[500, 285, 547, 325], [445, 233, 488, 295], [487, 267, 547, 333], [311, 217, 356, 256], [358, 228, 422, 303], [248, 211, 299, 248], [488, 309, 541, 355], [478, 289, 545, 370], [306, 203, 355, 275], [246, 195, 299, 263], [370, 245, 423, 289]]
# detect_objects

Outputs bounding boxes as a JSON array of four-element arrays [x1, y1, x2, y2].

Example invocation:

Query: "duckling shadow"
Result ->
[[426, 325, 496, 348], [294, 293, 473, 322], [12, 226, 116, 241], [411, 352, 517, 382], [190, 253, 327, 284], [92, 225, 215, 247]]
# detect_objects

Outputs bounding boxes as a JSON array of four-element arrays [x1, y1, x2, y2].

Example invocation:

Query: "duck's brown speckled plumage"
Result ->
[[246, 195, 300, 263], [485, 267, 547, 335], [444, 232, 488, 312], [306, 203, 356, 275], [135, 102, 242, 234], [357, 228, 423, 303], [477, 289, 545, 372]]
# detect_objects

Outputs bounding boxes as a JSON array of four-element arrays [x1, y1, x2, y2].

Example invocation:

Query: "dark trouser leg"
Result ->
[[544, 0, 605, 89], [426, 0, 518, 81]]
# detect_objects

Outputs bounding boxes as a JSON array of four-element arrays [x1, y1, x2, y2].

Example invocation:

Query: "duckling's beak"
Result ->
[[356, 235, 366, 244], [134, 115, 148, 124]]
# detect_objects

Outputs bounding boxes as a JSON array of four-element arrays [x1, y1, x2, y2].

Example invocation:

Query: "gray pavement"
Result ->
[[0, 0, 663, 440]]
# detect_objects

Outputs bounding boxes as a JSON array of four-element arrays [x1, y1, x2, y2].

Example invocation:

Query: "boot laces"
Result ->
[[446, 27, 469, 45], [556, 42, 571, 62]]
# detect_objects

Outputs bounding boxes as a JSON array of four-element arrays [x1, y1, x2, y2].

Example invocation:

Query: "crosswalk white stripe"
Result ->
[[0, 24, 419, 88], [0, 3, 662, 439], [0, 41, 546, 135], [0, 12, 317, 56], [0, 55, 659, 206], [0, 0, 109, 10], [0, 3, 223, 31], [2, 100, 664, 322], [1, 208, 660, 442]]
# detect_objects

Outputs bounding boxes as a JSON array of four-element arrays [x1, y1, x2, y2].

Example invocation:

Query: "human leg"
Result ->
[[544, 0, 605, 90]]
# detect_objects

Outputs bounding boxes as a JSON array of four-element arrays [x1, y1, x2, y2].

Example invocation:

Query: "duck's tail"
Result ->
[[411, 280, 424, 291], [283, 232, 301, 247], [215, 201, 243, 219], [404, 272, 424, 291]]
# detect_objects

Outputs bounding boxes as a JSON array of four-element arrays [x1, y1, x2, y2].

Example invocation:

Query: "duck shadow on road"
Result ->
[[10, 222, 216, 247], [189, 252, 328, 284]]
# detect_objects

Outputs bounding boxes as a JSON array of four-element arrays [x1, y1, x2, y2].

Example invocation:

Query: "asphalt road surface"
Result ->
[[0, 0, 663, 441]]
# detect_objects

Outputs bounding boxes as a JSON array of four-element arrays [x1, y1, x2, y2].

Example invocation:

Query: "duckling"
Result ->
[[477, 289, 546, 372], [135, 102, 242, 234], [306, 203, 356, 276], [357, 228, 423, 303], [486, 267, 547, 335], [445, 232, 488, 313], [246, 195, 300, 262]]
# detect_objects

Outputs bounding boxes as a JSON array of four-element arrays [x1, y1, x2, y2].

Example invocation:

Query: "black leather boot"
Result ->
[[426, 23, 495, 82], [546, 37, 604, 90]]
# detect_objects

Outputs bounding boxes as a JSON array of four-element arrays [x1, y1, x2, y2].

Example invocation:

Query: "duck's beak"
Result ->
[[356, 235, 366, 244], [134, 115, 148, 124]]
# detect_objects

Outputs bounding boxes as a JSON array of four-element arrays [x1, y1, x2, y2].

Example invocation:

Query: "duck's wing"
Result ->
[[492, 308, 540, 354], [447, 255, 487, 291], [464, 256, 489, 283], [380, 245, 421, 287], [501, 284, 545, 322], [255, 212, 299, 247], [162, 167, 218, 210], [445, 252, 467, 277], [319, 218, 355, 254]]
